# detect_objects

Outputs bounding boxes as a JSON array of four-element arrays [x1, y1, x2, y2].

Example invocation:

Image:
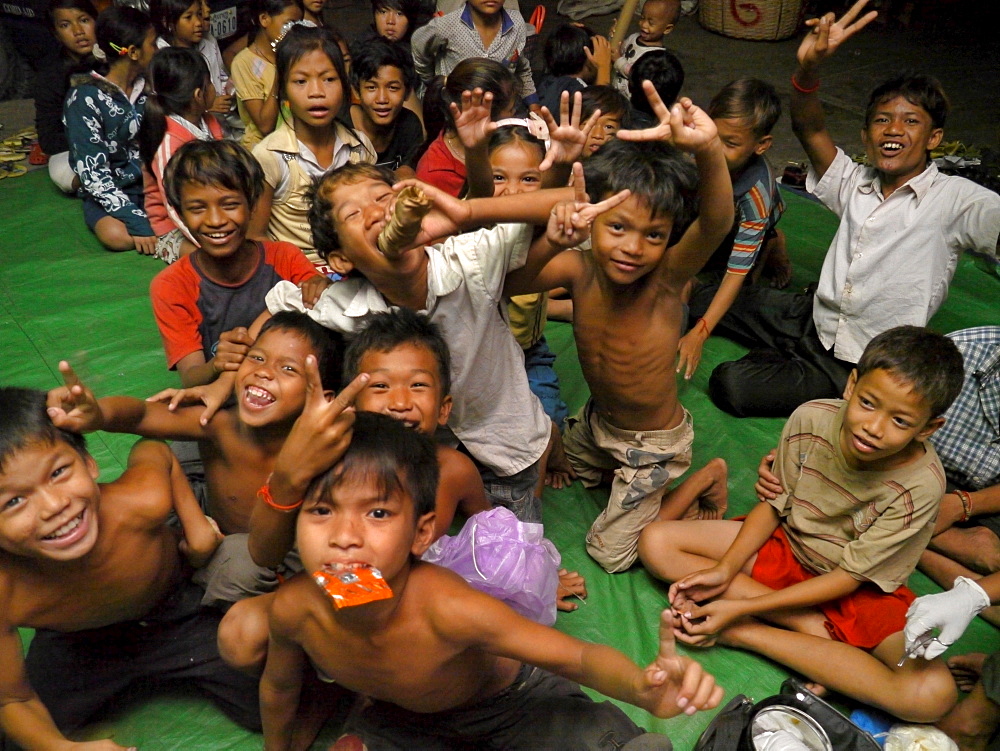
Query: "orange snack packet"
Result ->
[[312, 564, 393, 609]]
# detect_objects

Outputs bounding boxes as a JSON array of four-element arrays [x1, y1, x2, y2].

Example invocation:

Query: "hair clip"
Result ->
[[271, 19, 317, 51], [108, 41, 130, 56]]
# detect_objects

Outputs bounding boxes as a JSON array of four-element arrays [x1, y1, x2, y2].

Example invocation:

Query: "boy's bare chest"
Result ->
[[201, 434, 275, 534]]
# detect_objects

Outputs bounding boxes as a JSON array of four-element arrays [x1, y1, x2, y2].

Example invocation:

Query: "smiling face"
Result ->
[[325, 176, 395, 273], [234, 328, 316, 428], [355, 344, 452, 435], [0, 440, 100, 562], [178, 180, 251, 259], [171, 0, 206, 47], [585, 113, 621, 156], [356, 64, 407, 129], [490, 140, 543, 196], [52, 7, 96, 60], [861, 95, 943, 193], [285, 48, 343, 130], [839, 367, 940, 471], [374, 5, 408, 41], [637, 0, 675, 44], [590, 193, 673, 286], [714, 116, 771, 177]]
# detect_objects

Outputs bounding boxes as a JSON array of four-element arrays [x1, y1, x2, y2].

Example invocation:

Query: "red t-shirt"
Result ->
[[150, 240, 319, 369], [415, 133, 466, 197]]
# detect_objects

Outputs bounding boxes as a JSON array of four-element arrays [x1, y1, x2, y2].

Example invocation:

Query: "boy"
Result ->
[[503, 88, 734, 573], [410, 0, 540, 111], [703, 0, 1000, 417], [677, 78, 786, 380], [638, 326, 966, 722], [627, 48, 684, 128], [612, 0, 680, 100], [537, 23, 611, 114], [580, 85, 632, 157], [0, 387, 259, 748], [260, 411, 724, 751], [348, 38, 424, 176], [150, 139, 328, 387]]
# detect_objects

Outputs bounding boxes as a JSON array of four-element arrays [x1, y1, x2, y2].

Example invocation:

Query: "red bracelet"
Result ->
[[955, 489, 973, 522], [791, 74, 820, 94], [696, 318, 710, 335], [259, 473, 303, 512]]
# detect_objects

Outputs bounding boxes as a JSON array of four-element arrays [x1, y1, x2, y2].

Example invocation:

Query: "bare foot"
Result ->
[[936, 681, 1000, 751], [680, 458, 729, 521], [545, 424, 577, 490], [949, 653, 989, 693], [556, 568, 587, 611]]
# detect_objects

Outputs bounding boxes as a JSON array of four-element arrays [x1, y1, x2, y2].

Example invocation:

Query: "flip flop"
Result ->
[[29, 142, 49, 165], [0, 161, 27, 178], [0, 150, 26, 162]]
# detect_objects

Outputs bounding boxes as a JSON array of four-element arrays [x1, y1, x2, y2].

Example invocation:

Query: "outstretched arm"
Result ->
[[451, 88, 497, 199], [791, 0, 878, 179]]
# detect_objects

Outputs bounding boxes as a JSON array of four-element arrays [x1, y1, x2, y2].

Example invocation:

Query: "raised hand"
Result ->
[[797, 0, 878, 73], [538, 91, 600, 171], [545, 163, 630, 249], [392, 177, 473, 247], [46, 361, 103, 433], [585, 34, 612, 81], [213, 327, 254, 374], [451, 88, 497, 152], [617, 89, 718, 154], [634, 610, 725, 717]]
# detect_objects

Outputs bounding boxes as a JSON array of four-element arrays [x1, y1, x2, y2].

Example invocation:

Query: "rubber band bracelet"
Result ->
[[791, 74, 820, 94], [955, 489, 973, 522], [259, 473, 303, 512], [696, 318, 710, 335]]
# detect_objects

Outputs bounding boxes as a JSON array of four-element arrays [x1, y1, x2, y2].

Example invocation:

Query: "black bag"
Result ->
[[694, 678, 881, 751]]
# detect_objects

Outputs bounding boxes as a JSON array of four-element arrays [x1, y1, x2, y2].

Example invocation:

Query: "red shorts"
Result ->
[[750, 526, 915, 649]]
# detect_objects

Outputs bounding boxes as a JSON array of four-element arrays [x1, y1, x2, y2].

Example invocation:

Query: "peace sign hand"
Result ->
[[546, 162, 630, 249], [46, 360, 104, 433]]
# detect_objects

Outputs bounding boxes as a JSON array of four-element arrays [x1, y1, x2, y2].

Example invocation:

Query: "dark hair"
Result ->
[[258, 311, 346, 391], [544, 23, 594, 77], [0, 388, 88, 474], [629, 49, 684, 114], [94, 5, 153, 69], [164, 139, 266, 212], [343, 308, 452, 397], [580, 85, 631, 126], [584, 139, 698, 244], [309, 162, 397, 261], [349, 37, 415, 96], [306, 411, 438, 519], [275, 25, 347, 109], [48, 0, 98, 28], [148, 0, 198, 42], [139, 47, 212, 171], [709, 77, 781, 138], [250, 0, 297, 29], [422, 57, 520, 148], [488, 124, 545, 164], [370, 0, 434, 43], [865, 72, 949, 130], [855, 326, 964, 418]]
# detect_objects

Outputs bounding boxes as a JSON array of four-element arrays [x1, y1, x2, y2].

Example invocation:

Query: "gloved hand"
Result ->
[[904, 576, 991, 660]]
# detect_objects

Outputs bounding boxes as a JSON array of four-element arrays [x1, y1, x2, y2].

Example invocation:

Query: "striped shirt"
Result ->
[[767, 399, 945, 592], [727, 155, 784, 274]]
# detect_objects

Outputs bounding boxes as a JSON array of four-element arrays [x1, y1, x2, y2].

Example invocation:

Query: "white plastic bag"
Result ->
[[884, 724, 958, 751]]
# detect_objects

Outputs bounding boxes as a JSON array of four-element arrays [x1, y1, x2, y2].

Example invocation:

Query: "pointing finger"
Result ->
[[329, 372, 371, 415]]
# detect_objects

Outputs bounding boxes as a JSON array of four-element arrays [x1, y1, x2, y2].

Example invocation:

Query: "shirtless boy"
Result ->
[[505, 85, 735, 573], [0, 387, 258, 749]]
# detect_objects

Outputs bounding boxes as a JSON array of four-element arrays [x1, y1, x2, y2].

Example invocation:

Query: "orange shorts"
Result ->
[[750, 525, 915, 649]]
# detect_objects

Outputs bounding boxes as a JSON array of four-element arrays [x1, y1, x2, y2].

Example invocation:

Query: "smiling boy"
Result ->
[[639, 326, 966, 723], [701, 0, 1000, 418]]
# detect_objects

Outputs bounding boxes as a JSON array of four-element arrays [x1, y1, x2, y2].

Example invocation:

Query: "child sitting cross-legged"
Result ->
[[259, 411, 724, 751], [639, 326, 967, 723], [0, 387, 259, 748]]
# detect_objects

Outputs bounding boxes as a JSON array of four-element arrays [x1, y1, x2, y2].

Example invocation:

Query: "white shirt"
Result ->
[[808, 148, 1000, 363], [265, 223, 550, 475]]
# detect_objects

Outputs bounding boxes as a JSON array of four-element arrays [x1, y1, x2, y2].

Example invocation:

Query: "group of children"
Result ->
[[6, 0, 1000, 747]]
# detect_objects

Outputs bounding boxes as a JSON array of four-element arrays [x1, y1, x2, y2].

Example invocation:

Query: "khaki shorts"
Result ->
[[563, 400, 693, 573]]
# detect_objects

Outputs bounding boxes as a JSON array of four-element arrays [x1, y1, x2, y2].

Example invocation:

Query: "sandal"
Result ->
[[28, 142, 48, 165], [0, 161, 27, 178]]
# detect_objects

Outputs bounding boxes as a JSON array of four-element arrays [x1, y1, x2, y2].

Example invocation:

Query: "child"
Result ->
[[34, 0, 97, 194], [704, 0, 1000, 418], [411, 0, 539, 111], [579, 85, 631, 157], [139, 47, 224, 264], [369, 0, 434, 53], [0, 386, 259, 748], [503, 87, 734, 574], [150, 139, 327, 386], [149, 0, 231, 110], [639, 326, 966, 722], [64, 6, 158, 254], [300, 0, 325, 26], [260, 411, 723, 750], [612, 0, 680, 100], [677, 78, 786, 379], [537, 23, 611, 114], [250, 25, 376, 269], [627, 48, 684, 128], [229, 0, 302, 149], [348, 38, 424, 175]]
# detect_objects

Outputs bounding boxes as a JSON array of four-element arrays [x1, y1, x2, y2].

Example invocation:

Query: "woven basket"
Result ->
[[699, 0, 803, 41]]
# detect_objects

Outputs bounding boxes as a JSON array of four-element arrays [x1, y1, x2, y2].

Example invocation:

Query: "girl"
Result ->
[[139, 47, 224, 264], [64, 6, 158, 253], [414, 57, 519, 198], [229, 0, 301, 149], [149, 0, 232, 115], [250, 25, 375, 268], [301, 0, 325, 26], [35, 0, 97, 193]]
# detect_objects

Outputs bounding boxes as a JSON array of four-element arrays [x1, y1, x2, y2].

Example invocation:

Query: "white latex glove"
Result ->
[[904, 576, 991, 660]]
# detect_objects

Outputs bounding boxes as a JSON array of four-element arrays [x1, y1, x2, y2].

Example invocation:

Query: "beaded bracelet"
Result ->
[[791, 74, 820, 94], [955, 489, 973, 522], [259, 473, 303, 512]]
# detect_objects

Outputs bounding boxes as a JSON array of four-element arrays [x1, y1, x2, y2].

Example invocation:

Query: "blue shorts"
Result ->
[[81, 184, 145, 232]]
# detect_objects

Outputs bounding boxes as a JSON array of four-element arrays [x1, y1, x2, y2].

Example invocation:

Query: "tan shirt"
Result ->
[[230, 47, 277, 150], [767, 399, 946, 592]]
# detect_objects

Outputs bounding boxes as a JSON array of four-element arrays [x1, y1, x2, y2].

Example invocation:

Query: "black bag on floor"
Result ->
[[694, 678, 881, 751]]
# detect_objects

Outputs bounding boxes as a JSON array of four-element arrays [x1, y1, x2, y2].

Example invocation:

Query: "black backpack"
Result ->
[[694, 678, 881, 751]]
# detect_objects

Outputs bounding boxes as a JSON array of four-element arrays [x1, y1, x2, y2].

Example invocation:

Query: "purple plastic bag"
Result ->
[[421, 507, 561, 625]]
